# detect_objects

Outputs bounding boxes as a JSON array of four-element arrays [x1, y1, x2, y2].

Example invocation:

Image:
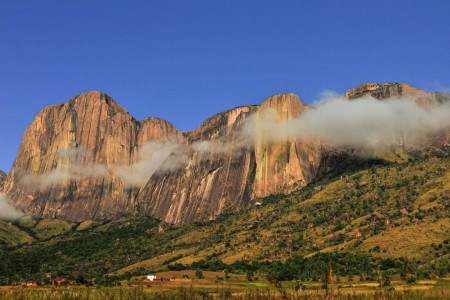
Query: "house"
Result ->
[[147, 274, 157, 281], [53, 277, 66, 286]]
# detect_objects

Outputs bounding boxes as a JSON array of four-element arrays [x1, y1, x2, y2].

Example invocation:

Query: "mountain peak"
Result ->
[[259, 93, 304, 121], [67, 90, 127, 112]]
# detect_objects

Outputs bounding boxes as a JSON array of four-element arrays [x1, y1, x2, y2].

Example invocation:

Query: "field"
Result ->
[[0, 273, 449, 300]]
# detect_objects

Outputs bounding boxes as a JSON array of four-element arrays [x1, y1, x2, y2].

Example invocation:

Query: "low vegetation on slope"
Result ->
[[0, 150, 448, 285]]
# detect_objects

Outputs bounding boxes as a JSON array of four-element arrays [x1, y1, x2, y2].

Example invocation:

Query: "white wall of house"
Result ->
[[147, 274, 157, 281]]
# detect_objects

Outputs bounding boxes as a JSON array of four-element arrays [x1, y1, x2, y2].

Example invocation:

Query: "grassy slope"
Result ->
[[115, 151, 450, 274], [0, 151, 448, 280], [0, 220, 33, 246]]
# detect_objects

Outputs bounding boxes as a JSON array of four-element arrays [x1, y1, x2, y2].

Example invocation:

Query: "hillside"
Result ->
[[1, 149, 448, 284]]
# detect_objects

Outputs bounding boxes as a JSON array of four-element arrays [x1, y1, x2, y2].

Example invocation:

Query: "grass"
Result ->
[[76, 220, 94, 231], [1, 152, 449, 284], [0, 220, 33, 246], [0, 281, 449, 300], [34, 219, 75, 240]]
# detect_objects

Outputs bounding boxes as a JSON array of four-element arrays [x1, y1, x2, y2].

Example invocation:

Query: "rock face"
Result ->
[[6, 83, 446, 224], [136, 106, 258, 224], [253, 94, 318, 197], [4, 90, 331, 224], [344, 82, 450, 107], [3, 91, 183, 221]]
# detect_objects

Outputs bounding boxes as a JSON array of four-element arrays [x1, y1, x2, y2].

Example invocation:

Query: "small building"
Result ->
[[147, 274, 157, 281]]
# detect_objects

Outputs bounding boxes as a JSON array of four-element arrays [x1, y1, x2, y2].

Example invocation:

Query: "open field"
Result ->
[[1, 273, 449, 299]]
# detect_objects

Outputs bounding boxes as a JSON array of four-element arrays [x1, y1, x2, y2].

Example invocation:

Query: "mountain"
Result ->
[[0, 83, 449, 284], [136, 94, 344, 224], [2, 91, 184, 221], [3, 92, 339, 224], [3, 83, 449, 224]]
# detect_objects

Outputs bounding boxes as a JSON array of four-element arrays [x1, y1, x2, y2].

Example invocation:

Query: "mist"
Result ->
[[252, 95, 450, 150], [0, 193, 24, 221], [116, 142, 187, 187], [21, 148, 108, 190]]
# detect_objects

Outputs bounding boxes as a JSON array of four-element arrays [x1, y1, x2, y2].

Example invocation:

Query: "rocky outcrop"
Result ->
[[135, 106, 258, 224], [3, 91, 183, 221], [253, 94, 316, 197], [344, 82, 449, 107]]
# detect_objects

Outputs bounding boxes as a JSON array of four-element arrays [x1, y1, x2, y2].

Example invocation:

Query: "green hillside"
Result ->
[[0, 150, 449, 284]]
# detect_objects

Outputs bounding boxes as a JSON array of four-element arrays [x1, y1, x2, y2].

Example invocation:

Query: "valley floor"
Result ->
[[1, 272, 449, 300]]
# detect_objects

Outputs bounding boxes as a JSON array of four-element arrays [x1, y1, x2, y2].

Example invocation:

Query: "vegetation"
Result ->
[[0, 149, 448, 291]]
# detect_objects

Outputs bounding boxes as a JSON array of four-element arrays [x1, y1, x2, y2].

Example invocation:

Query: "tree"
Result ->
[[246, 270, 254, 281], [195, 269, 203, 279]]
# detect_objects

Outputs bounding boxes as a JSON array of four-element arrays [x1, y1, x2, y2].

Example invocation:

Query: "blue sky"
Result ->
[[1, 1, 449, 172]]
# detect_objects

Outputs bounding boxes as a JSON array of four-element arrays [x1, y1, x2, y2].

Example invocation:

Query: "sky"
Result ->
[[0, 1, 449, 173]]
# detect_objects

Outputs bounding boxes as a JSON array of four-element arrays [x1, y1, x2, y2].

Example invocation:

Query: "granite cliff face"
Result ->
[[344, 82, 450, 107], [136, 106, 258, 224], [4, 90, 330, 224], [5, 83, 447, 224], [3, 91, 183, 221], [253, 94, 318, 197]]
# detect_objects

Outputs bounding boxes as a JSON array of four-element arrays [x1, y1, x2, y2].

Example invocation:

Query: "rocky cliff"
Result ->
[[4, 90, 331, 224], [5, 83, 447, 224], [344, 82, 450, 107], [253, 94, 318, 197], [136, 106, 258, 224], [2, 91, 183, 221]]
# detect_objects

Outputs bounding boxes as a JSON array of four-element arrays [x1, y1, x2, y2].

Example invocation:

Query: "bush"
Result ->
[[195, 269, 203, 279], [406, 275, 417, 284]]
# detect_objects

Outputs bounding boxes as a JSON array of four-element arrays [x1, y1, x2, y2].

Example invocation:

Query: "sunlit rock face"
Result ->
[[254, 93, 316, 197], [0, 91, 351, 224], [6, 84, 446, 224], [135, 106, 258, 224], [136, 94, 332, 224], [3, 91, 183, 221], [344, 82, 449, 107]]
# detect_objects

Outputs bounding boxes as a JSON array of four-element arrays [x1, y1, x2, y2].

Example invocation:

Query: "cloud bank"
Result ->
[[252, 95, 450, 150], [21, 148, 108, 190], [0, 193, 24, 221], [116, 142, 187, 187]]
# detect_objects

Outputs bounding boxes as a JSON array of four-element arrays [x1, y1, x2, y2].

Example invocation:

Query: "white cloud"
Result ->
[[0, 193, 24, 221], [115, 142, 187, 187]]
